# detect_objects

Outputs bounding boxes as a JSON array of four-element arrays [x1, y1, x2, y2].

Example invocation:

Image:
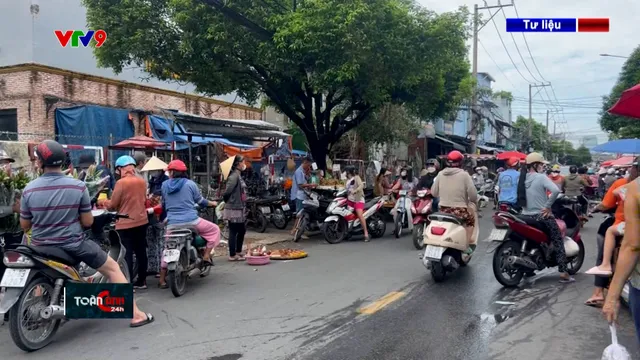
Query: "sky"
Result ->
[[417, 0, 639, 147]]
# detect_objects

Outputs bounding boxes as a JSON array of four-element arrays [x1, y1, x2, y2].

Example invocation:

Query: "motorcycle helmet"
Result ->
[[425, 158, 439, 169], [569, 165, 578, 174], [505, 157, 520, 168], [115, 155, 136, 168], [551, 164, 561, 172], [587, 168, 595, 175], [446, 151, 464, 165], [35, 140, 66, 167], [167, 159, 187, 172], [525, 152, 546, 165], [607, 168, 615, 175]]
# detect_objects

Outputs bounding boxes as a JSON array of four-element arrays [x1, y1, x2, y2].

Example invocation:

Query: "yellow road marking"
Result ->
[[357, 291, 406, 315]]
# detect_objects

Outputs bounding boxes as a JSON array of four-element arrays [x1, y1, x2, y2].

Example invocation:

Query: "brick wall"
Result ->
[[0, 65, 263, 142]]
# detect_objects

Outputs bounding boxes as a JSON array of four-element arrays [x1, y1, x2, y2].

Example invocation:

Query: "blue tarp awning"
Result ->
[[147, 117, 258, 150]]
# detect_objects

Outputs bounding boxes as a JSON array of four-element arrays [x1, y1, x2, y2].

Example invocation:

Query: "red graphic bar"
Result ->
[[577, 18, 609, 32]]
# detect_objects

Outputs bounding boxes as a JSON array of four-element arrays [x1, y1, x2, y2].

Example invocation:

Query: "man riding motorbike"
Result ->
[[20, 140, 153, 327], [562, 165, 590, 218], [548, 164, 564, 190], [517, 152, 573, 283], [431, 151, 478, 251], [472, 167, 485, 189], [417, 159, 440, 211], [497, 157, 521, 209]]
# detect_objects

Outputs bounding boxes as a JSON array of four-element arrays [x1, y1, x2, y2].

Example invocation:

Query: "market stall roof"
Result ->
[[161, 109, 290, 139], [434, 135, 466, 151], [111, 135, 169, 149], [609, 156, 636, 167], [476, 144, 503, 153]]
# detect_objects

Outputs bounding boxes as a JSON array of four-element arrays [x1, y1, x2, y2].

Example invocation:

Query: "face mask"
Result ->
[[240, 163, 247, 171], [427, 167, 436, 174], [400, 171, 407, 177]]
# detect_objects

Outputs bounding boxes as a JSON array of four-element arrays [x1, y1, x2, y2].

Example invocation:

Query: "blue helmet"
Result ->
[[115, 155, 136, 168]]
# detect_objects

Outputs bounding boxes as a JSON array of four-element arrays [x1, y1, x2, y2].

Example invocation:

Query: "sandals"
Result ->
[[158, 283, 168, 289], [364, 235, 370, 242], [585, 298, 605, 308], [559, 276, 576, 284], [130, 313, 155, 328], [585, 266, 613, 277]]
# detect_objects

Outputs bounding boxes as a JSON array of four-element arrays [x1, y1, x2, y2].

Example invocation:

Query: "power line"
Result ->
[[500, 6, 541, 83], [483, 4, 534, 84], [511, 0, 547, 83], [478, 38, 517, 89]]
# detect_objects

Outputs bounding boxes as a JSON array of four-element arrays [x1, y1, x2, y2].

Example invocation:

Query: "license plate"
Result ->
[[425, 245, 445, 260], [281, 204, 290, 211], [261, 207, 271, 214], [488, 229, 507, 241], [163, 249, 180, 263], [0, 269, 31, 288]]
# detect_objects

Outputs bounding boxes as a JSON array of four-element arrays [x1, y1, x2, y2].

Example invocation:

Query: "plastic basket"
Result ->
[[246, 255, 271, 266]]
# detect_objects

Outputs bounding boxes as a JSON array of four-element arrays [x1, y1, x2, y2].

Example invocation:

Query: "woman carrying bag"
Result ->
[[221, 155, 248, 261]]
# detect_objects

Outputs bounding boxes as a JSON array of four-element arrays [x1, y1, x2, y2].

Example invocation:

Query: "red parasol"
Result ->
[[112, 136, 169, 149], [610, 156, 636, 167], [496, 151, 526, 161], [608, 83, 640, 119], [601, 159, 614, 166]]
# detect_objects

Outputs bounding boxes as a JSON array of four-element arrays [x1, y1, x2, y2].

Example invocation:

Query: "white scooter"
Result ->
[[393, 190, 412, 238], [421, 204, 479, 282]]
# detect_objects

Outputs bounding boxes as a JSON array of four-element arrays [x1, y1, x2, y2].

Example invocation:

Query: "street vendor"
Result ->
[[77, 153, 114, 191], [0, 149, 15, 170]]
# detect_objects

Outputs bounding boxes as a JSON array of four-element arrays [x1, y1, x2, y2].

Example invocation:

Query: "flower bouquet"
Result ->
[[0, 168, 36, 233]]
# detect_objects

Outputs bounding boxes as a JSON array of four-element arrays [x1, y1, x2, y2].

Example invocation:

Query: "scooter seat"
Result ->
[[428, 212, 463, 225], [18, 245, 80, 266], [364, 198, 379, 210]]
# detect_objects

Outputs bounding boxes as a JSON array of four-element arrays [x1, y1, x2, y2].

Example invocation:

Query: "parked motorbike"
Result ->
[[411, 189, 433, 250], [263, 195, 292, 230], [244, 197, 269, 233], [322, 190, 387, 244], [393, 190, 412, 238], [421, 207, 479, 282], [477, 179, 494, 208], [162, 223, 214, 297], [0, 210, 130, 351], [489, 194, 585, 287], [293, 189, 328, 242]]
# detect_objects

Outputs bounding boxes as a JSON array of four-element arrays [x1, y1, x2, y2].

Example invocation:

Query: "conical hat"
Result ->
[[220, 155, 236, 180], [141, 156, 168, 172]]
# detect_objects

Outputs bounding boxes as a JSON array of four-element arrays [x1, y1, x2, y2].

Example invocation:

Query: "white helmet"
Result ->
[[607, 168, 615, 175]]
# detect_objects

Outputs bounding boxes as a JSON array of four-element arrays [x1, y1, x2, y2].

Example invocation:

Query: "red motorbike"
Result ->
[[489, 194, 586, 287], [411, 189, 433, 250]]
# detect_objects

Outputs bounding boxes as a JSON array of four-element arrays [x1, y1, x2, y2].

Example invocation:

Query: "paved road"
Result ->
[[0, 210, 638, 360]]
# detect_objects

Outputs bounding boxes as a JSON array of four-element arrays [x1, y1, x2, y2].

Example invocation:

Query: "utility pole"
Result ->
[[469, 1, 513, 155], [527, 83, 552, 151], [545, 110, 549, 158]]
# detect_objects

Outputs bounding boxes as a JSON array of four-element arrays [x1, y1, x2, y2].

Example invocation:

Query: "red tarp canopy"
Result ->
[[610, 156, 636, 167], [601, 159, 615, 166], [112, 136, 169, 149], [608, 83, 640, 119], [496, 151, 527, 161]]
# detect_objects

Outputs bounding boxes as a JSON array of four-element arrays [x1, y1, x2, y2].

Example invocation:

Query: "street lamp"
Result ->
[[600, 53, 629, 59]]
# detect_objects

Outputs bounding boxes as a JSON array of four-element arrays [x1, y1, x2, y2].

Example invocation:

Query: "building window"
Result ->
[[0, 109, 18, 141]]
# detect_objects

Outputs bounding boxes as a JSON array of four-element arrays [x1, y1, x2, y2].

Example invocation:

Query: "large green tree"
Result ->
[[83, 0, 471, 169], [599, 46, 640, 139], [513, 115, 549, 152], [571, 145, 593, 167]]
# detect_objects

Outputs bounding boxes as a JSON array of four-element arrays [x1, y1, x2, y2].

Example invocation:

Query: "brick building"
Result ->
[[0, 64, 262, 142]]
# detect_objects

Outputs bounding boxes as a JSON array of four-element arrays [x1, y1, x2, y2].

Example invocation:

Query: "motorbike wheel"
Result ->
[[412, 225, 425, 250], [271, 208, 289, 230], [169, 250, 188, 297], [492, 240, 524, 288], [254, 211, 268, 233], [394, 214, 403, 238], [430, 262, 446, 282], [479, 199, 487, 208], [9, 277, 61, 352], [368, 214, 386, 239], [566, 241, 586, 275], [323, 217, 348, 244], [293, 217, 307, 242]]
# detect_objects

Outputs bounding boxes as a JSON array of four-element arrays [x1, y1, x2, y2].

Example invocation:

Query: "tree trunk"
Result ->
[[308, 138, 329, 170]]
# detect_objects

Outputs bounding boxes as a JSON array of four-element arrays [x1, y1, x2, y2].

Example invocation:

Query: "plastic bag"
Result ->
[[602, 325, 631, 360]]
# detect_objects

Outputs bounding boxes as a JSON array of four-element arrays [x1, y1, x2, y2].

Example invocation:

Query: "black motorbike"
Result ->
[[292, 189, 333, 242], [245, 197, 269, 233]]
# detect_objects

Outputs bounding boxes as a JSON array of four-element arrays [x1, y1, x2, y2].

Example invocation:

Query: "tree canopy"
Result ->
[[83, 0, 471, 168], [599, 45, 640, 139]]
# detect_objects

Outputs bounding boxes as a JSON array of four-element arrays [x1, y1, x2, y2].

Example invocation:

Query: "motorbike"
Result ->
[[244, 197, 269, 233], [477, 179, 494, 209], [421, 206, 479, 282], [393, 189, 412, 238], [0, 210, 130, 351], [489, 194, 586, 287], [262, 195, 292, 230], [411, 189, 433, 250], [322, 190, 387, 244], [162, 222, 214, 297], [560, 193, 588, 227], [293, 189, 329, 242]]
